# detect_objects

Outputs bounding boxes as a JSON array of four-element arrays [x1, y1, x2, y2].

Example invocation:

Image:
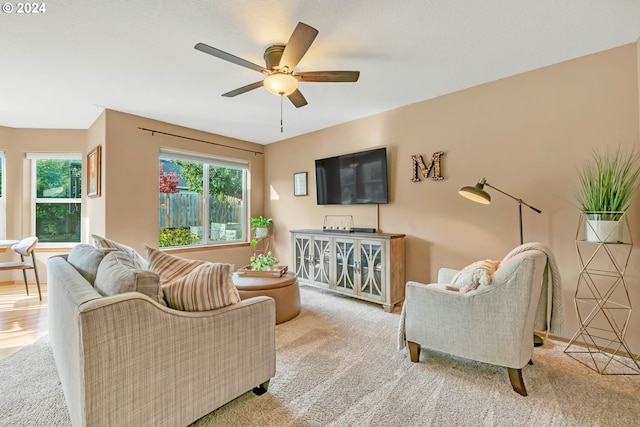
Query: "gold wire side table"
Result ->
[[564, 212, 640, 374]]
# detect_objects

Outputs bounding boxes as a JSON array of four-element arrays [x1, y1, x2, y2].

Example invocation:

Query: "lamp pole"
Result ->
[[483, 182, 542, 244]]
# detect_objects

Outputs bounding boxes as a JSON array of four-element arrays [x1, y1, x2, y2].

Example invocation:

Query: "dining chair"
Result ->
[[0, 236, 42, 300]]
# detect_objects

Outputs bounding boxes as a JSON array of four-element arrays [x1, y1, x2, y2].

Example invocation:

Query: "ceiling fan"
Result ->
[[194, 22, 360, 108]]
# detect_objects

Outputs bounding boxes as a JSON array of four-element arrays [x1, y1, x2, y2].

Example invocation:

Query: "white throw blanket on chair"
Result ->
[[500, 242, 565, 336]]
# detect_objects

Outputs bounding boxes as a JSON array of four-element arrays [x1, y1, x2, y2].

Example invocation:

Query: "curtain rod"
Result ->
[[138, 127, 264, 155]]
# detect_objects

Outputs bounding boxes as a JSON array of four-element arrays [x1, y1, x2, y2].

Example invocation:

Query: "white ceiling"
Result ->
[[1, 0, 639, 144]]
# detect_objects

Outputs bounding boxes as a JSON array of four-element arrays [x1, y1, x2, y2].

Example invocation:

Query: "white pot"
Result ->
[[255, 227, 269, 239], [585, 219, 621, 242]]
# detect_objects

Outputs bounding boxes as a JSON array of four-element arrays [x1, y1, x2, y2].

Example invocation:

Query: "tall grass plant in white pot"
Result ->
[[577, 146, 640, 242]]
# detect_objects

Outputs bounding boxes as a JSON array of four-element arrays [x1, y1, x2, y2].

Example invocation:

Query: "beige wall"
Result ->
[[264, 43, 640, 349], [0, 126, 86, 280], [98, 110, 265, 269], [0, 110, 265, 279]]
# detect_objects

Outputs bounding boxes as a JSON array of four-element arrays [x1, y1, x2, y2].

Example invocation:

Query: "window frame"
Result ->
[[159, 148, 249, 248], [27, 152, 83, 246]]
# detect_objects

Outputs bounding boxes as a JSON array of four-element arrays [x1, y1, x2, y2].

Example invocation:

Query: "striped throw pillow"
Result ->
[[162, 263, 240, 311], [144, 245, 240, 311], [144, 245, 206, 286]]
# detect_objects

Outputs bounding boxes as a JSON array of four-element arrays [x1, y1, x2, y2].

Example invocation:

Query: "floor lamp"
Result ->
[[458, 177, 544, 346]]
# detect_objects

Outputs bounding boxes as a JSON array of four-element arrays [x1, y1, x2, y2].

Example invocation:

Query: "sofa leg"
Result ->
[[408, 341, 420, 362], [252, 379, 270, 396], [507, 368, 527, 396]]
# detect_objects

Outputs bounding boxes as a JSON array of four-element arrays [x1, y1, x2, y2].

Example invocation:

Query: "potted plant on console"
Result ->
[[577, 146, 640, 242], [250, 216, 272, 246]]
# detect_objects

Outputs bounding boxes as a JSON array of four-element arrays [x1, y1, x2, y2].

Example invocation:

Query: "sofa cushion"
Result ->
[[94, 251, 165, 305], [450, 259, 500, 293], [67, 244, 114, 285], [162, 263, 240, 311], [92, 234, 148, 269], [144, 245, 206, 286]]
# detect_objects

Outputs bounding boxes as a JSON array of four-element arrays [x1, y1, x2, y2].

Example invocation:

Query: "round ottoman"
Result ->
[[233, 272, 301, 324]]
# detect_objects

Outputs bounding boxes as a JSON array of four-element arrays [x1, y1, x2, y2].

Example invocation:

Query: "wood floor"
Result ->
[[0, 282, 48, 360]]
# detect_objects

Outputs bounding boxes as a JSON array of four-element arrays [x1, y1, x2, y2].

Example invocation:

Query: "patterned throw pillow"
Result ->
[[91, 234, 148, 270], [450, 260, 501, 293], [144, 245, 206, 286], [162, 263, 240, 311], [144, 245, 240, 311]]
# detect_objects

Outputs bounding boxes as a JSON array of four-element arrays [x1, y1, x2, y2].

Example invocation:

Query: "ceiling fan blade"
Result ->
[[287, 89, 308, 108], [295, 70, 360, 82], [222, 80, 264, 97], [195, 43, 267, 73], [278, 22, 319, 71]]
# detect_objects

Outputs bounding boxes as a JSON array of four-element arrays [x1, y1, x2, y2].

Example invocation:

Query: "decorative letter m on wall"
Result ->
[[411, 152, 445, 182]]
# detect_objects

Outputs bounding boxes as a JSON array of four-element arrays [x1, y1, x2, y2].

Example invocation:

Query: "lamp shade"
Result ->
[[459, 178, 491, 204], [264, 73, 298, 96]]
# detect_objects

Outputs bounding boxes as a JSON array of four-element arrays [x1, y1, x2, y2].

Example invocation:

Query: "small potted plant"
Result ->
[[250, 251, 279, 271], [250, 216, 272, 246], [577, 146, 640, 241]]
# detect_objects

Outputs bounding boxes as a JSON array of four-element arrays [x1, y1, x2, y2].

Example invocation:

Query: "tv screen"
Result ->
[[315, 147, 388, 205]]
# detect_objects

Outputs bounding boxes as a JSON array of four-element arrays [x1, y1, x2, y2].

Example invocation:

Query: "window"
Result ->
[[159, 149, 248, 248], [0, 151, 5, 239], [28, 153, 82, 243]]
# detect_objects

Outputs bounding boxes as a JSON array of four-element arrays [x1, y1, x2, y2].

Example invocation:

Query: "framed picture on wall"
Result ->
[[294, 172, 307, 196], [87, 145, 101, 198]]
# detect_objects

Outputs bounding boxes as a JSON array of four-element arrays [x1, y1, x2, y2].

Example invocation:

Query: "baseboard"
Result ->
[[537, 331, 640, 361]]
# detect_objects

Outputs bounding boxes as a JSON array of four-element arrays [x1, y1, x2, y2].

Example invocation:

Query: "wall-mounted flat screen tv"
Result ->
[[315, 147, 388, 205]]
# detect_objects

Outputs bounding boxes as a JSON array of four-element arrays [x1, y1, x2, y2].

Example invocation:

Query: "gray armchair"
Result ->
[[400, 247, 558, 396]]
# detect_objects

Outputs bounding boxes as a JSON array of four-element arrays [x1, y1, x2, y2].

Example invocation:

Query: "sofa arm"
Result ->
[[75, 293, 276, 426]]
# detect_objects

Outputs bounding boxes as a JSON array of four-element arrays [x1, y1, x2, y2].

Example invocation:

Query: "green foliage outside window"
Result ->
[[159, 158, 245, 247], [35, 159, 82, 242], [174, 161, 243, 196], [159, 226, 199, 247]]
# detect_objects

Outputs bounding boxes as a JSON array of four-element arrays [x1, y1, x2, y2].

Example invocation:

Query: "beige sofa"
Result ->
[[47, 246, 276, 427]]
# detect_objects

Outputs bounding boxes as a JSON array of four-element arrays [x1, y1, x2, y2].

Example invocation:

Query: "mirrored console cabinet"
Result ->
[[290, 229, 405, 312]]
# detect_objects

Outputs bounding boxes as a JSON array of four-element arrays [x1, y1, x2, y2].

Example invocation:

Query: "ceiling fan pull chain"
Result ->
[[280, 95, 284, 133]]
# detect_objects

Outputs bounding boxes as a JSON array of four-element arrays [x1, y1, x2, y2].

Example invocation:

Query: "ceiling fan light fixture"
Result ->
[[264, 73, 298, 96]]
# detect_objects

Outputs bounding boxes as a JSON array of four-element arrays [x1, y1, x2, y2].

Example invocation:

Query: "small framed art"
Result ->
[[293, 172, 308, 196], [87, 145, 101, 198]]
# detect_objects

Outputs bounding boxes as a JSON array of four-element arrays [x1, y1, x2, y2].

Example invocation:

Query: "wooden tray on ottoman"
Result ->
[[236, 265, 288, 278]]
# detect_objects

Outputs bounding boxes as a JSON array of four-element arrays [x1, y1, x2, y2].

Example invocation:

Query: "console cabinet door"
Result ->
[[293, 234, 312, 282], [293, 234, 331, 289], [335, 238, 356, 294], [311, 235, 331, 288], [358, 239, 385, 302]]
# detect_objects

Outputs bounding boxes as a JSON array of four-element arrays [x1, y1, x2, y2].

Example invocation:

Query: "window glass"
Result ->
[[159, 155, 247, 248], [34, 158, 82, 243]]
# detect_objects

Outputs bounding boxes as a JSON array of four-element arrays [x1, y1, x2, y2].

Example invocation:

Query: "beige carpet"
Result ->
[[1, 285, 639, 426]]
